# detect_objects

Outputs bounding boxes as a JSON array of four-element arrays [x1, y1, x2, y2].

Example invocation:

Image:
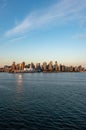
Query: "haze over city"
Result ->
[[0, 0, 86, 67]]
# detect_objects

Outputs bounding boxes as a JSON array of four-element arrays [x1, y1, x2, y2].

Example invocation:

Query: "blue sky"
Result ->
[[0, 0, 86, 67]]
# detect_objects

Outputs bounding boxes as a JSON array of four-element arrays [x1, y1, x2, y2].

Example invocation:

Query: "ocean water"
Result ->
[[0, 72, 86, 130]]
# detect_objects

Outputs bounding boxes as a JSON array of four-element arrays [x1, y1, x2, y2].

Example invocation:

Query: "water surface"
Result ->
[[0, 73, 86, 130]]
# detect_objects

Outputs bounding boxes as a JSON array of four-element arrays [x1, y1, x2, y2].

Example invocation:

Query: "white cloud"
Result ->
[[4, 0, 86, 37], [5, 17, 31, 36], [9, 35, 28, 42]]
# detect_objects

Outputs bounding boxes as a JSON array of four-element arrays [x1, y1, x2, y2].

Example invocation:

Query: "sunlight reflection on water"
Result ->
[[16, 74, 23, 94]]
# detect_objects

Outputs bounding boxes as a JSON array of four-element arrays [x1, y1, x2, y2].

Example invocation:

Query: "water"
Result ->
[[0, 72, 86, 130]]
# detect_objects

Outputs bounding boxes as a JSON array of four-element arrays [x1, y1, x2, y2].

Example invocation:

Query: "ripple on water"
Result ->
[[0, 73, 86, 130]]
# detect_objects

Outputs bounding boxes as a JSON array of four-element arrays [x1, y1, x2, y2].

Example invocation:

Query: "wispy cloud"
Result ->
[[4, 0, 86, 37], [5, 17, 32, 37], [9, 35, 28, 42]]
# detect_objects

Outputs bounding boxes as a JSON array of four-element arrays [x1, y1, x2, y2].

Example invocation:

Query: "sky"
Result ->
[[0, 0, 86, 67]]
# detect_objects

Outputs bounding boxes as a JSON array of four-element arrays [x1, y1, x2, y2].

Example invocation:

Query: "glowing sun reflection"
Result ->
[[16, 74, 23, 94]]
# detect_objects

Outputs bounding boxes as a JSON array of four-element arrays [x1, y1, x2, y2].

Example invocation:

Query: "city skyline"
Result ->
[[1, 60, 85, 73], [0, 0, 86, 67]]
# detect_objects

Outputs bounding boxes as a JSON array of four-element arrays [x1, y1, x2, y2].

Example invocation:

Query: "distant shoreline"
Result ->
[[0, 61, 86, 73], [0, 71, 86, 74]]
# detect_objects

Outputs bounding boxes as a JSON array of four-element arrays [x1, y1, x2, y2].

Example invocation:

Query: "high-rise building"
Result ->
[[21, 62, 25, 70], [54, 61, 59, 71], [42, 62, 47, 71], [11, 62, 16, 71], [48, 61, 53, 71]]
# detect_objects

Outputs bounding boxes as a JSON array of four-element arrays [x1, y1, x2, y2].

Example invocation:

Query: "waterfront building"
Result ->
[[54, 61, 59, 71], [69, 66, 74, 72], [19, 63, 22, 70], [75, 66, 78, 72], [15, 64, 18, 70], [77, 65, 82, 72], [0, 68, 4, 72], [21, 62, 25, 70], [35, 63, 41, 71], [23, 62, 35, 72], [59, 64, 62, 72], [11, 62, 16, 71], [30, 62, 35, 69], [4, 65, 11, 72], [64, 66, 68, 72], [48, 61, 53, 72], [42, 62, 47, 71], [62, 65, 65, 72]]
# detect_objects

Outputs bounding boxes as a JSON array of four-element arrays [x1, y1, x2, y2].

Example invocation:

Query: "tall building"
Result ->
[[59, 64, 62, 72], [54, 61, 59, 71], [42, 62, 47, 71], [11, 62, 16, 71], [48, 61, 53, 71], [35, 63, 41, 71], [21, 62, 25, 70], [30, 62, 35, 69]]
